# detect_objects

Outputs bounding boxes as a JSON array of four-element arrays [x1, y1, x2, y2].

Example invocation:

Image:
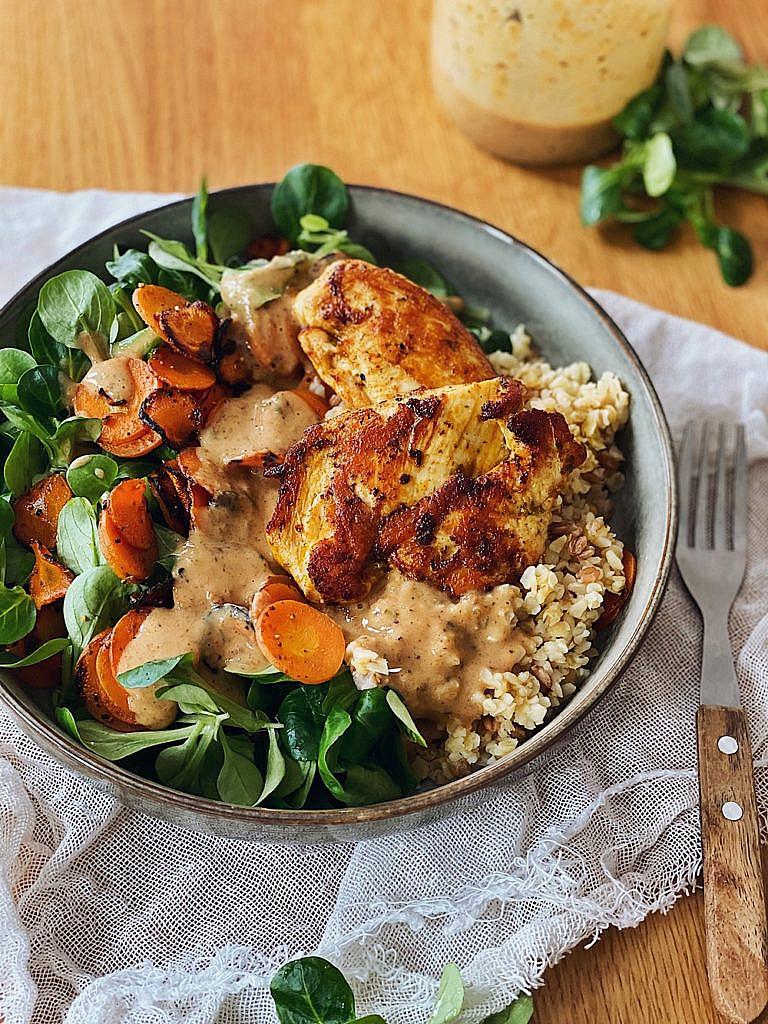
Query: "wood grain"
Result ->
[[0, 1, 767, 1021], [697, 706, 768, 1023]]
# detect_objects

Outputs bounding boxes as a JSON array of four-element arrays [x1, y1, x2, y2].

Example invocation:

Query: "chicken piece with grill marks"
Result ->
[[378, 409, 586, 598], [292, 259, 495, 408], [266, 377, 527, 603]]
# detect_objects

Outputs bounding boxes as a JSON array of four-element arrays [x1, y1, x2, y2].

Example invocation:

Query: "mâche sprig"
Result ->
[[581, 25, 768, 286]]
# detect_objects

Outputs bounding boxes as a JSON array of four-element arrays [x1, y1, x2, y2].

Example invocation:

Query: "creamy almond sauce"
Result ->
[[431, 0, 670, 164], [330, 571, 529, 725], [196, 385, 317, 468], [81, 356, 134, 403], [220, 254, 311, 379], [119, 388, 317, 677]]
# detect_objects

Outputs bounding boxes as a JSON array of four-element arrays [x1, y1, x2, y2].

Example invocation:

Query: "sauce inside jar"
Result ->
[[431, 0, 672, 165]]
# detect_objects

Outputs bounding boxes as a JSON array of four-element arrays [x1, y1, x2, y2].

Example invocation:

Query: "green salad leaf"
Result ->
[[0, 348, 36, 404], [0, 584, 36, 644], [482, 997, 534, 1024], [56, 497, 102, 574], [0, 637, 71, 668], [37, 269, 114, 357], [270, 957, 355, 1024], [4, 431, 47, 498], [66, 454, 118, 502], [63, 564, 128, 656], [429, 964, 464, 1024], [271, 164, 349, 244], [216, 731, 263, 805]]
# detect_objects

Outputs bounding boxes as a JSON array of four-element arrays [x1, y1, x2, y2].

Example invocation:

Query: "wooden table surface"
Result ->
[[1, 1, 767, 1021]]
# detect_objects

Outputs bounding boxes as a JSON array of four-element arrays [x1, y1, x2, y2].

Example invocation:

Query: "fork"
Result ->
[[677, 421, 768, 1024]]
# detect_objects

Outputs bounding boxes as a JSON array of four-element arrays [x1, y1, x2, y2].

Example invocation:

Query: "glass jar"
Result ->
[[431, 0, 673, 165]]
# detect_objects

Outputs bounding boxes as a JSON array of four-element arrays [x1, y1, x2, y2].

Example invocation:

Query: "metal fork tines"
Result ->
[[676, 420, 748, 707]]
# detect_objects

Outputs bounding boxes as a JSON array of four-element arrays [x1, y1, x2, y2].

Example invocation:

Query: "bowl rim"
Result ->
[[0, 182, 677, 828]]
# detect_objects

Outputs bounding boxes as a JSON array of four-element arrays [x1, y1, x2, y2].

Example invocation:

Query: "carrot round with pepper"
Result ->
[[255, 599, 345, 685], [79, 357, 163, 458], [98, 507, 157, 581], [250, 577, 303, 622], [28, 541, 75, 609], [76, 629, 137, 731], [106, 479, 156, 551], [109, 608, 151, 678], [149, 347, 217, 390], [13, 474, 73, 550], [132, 284, 190, 336]]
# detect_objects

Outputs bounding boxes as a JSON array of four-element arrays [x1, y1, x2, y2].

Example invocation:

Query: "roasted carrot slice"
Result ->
[[97, 357, 162, 456], [148, 465, 190, 535], [132, 284, 189, 336], [250, 578, 302, 622], [198, 383, 228, 426], [95, 633, 135, 721], [107, 479, 155, 550], [9, 607, 63, 689], [595, 549, 637, 630], [175, 446, 203, 480], [214, 331, 251, 391], [13, 474, 74, 550], [156, 300, 218, 364], [173, 448, 210, 518], [12, 605, 66, 689], [231, 450, 283, 471], [255, 599, 345, 685], [76, 629, 137, 731], [72, 382, 114, 420], [139, 388, 202, 449], [109, 608, 151, 678], [28, 541, 75, 609], [98, 508, 157, 582], [149, 347, 217, 390], [292, 388, 330, 420], [106, 430, 163, 459]]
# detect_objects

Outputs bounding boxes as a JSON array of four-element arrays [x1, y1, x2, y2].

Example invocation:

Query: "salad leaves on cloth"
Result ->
[[0, 164, 515, 810], [270, 957, 534, 1024]]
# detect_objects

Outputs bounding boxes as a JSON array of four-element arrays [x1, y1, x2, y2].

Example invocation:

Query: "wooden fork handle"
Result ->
[[697, 705, 768, 1023]]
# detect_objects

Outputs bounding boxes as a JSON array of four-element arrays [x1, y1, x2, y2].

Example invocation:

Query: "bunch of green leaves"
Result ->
[[271, 164, 376, 261], [581, 25, 768, 285], [273, 671, 427, 808], [56, 651, 278, 804], [107, 178, 253, 301], [270, 957, 534, 1024], [55, 638, 428, 809]]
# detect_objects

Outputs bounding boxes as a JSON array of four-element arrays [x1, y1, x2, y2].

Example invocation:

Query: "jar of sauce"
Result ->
[[431, 0, 672, 165]]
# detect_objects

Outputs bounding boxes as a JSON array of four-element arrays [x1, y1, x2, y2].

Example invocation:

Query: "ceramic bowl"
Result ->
[[0, 185, 676, 842]]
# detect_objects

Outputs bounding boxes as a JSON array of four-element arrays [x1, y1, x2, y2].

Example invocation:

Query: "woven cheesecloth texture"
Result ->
[[0, 189, 767, 1024]]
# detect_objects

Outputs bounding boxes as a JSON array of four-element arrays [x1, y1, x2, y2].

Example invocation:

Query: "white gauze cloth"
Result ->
[[0, 189, 767, 1024]]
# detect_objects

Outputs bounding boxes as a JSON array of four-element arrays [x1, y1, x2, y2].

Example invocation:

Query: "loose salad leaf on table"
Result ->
[[0, 163, 520, 810], [269, 957, 534, 1024], [581, 24, 768, 285]]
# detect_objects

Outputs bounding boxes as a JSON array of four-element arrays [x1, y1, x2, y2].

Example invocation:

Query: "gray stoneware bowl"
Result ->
[[0, 185, 676, 843]]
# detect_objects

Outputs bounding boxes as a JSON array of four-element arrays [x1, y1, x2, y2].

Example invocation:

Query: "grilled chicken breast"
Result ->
[[267, 377, 527, 602], [293, 259, 495, 407], [379, 409, 586, 597]]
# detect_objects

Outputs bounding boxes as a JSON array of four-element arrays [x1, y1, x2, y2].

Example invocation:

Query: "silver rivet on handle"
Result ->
[[722, 801, 743, 821], [717, 735, 739, 755]]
